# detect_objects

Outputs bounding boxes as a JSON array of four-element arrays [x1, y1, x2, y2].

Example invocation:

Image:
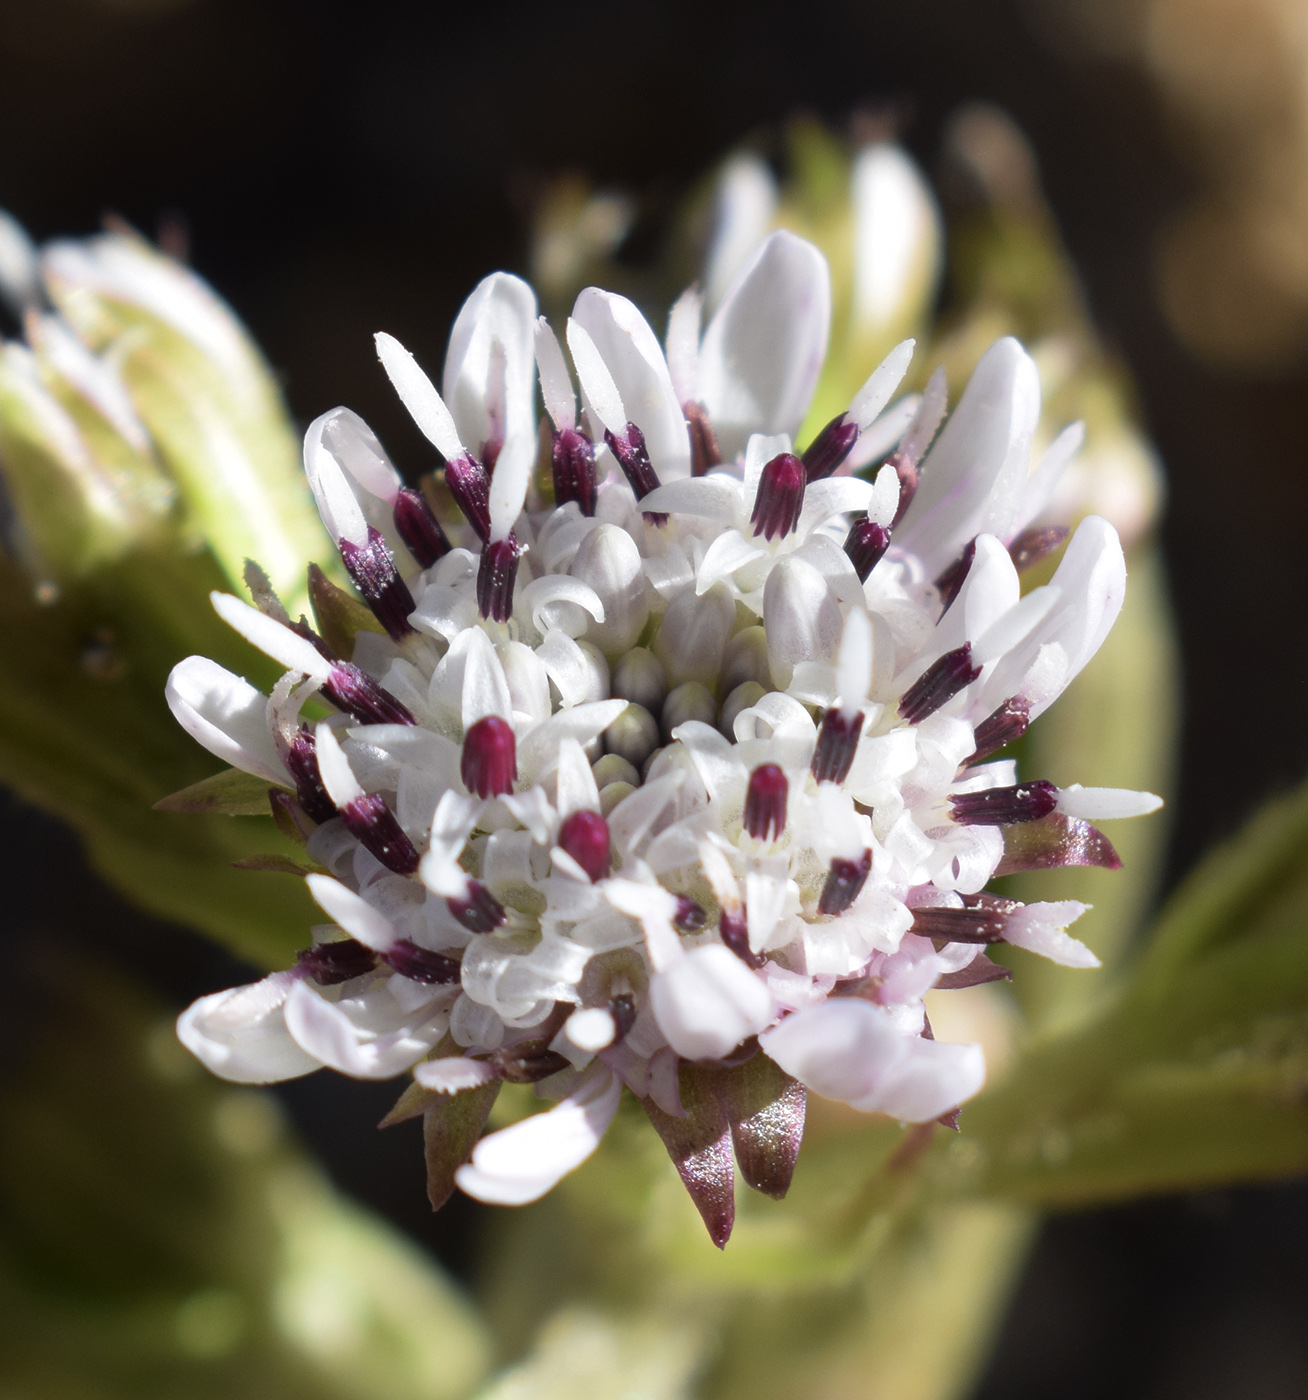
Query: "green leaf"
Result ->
[[155, 767, 282, 816], [424, 1083, 501, 1212]]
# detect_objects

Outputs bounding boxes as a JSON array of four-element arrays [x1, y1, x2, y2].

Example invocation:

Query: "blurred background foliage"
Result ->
[[2, 1, 1308, 1398]]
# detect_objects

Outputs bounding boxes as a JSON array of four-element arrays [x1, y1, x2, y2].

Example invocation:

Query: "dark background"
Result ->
[[3, 0, 1307, 1395]]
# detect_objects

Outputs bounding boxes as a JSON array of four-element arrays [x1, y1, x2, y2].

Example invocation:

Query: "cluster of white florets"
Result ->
[[169, 227, 1158, 1222]]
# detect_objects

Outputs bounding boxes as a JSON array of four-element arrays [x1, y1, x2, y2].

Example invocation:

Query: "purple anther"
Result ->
[[480, 436, 503, 473], [461, 715, 517, 798], [382, 938, 461, 984], [684, 401, 721, 476], [610, 992, 638, 1042], [817, 848, 873, 916], [970, 696, 1031, 763], [339, 526, 417, 641], [750, 453, 806, 541], [811, 708, 863, 785], [1008, 525, 1069, 574], [551, 427, 598, 515], [340, 793, 421, 875], [802, 413, 859, 481], [888, 367, 948, 530], [720, 907, 764, 968], [284, 727, 338, 825], [558, 809, 611, 882], [843, 516, 891, 582], [447, 880, 506, 933], [476, 534, 522, 623], [490, 1039, 571, 1083], [950, 780, 1059, 827], [909, 904, 1012, 944], [326, 663, 417, 727], [393, 486, 450, 567], [604, 422, 666, 523], [935, 538, 977, 614], [744, 763, 788, 841], [674, 896, 707, 932], [296, 937, 377, 985], [898, 644, 981, 725], [445, 451, 492, 541]]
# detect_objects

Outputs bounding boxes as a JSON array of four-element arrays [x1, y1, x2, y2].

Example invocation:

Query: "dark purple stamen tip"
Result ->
[[811, 708, 862, 785], [909, 904, 1014, 944], [382, 938, 461, 983], [339, 526, 417, 641], [604, 422, 661, 502], [744, 763, 788, 841], [802, 414, 859, 482], [935, 538, 977, 615], [447, 881, 506, 933], [445, 452, 492, 541], [341, 793, 420, 875], [476, 535, 522, 623], [684, 400, 722, 476], [818, 848, 873, 916], [970, 696, 1031, 762], [326, 663, 417, 727], [674, 896, 707, 932], [750, 453, 806, 541], [610, 992, 638, 1042], [393, 486, 450, 568], [297, 937, 378, 985], [843, 516, 891, 582], [898, 644, 981, 725], [284, 728, 337, 825], [461, 715, 517, 798], [1009, 525, 1069, 573], [552, 427, 598, 515], [558, 809, 611, 883], [720, 908, 763, 968], [480, 436, 503, 473], [490, 1039, 571, 1084], [950, 780, 1059, 827]]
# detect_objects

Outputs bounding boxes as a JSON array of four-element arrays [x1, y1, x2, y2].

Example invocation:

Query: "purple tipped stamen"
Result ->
[[382, 939, 461, 984], [445, 452, 492, 540], [811, 708, 862, 785], [490, 1039, 571, 1083], [604, 423, 666, 523], [393, 486, 450, 567], [551, 427, 598, 515], [935, 538, 977, 615], [720, 907, 763, 968], [950, 780, 1059, 827], [461, 715, 517, 798], [284, 727, 338, 825], [910, 896, 1020, 944], [673, 896, 707, 932], [802, 414, 859, 481], [447, 880, 506, 933], [339, 793, 421, 875], [339, 526, 417, 641], [1009, 525, 1069, 573], [818, 848, 873, 916], [970, 696, 1032, 763], [296, 937, 378, 985], [558, 809, 611, 883], [843, 516, 891, 582], [750, 453, 806, 541], [476, 535, 522, 623], [684, 401, 721, 476], [898, 645, 981, 725], [326, 664, 417, 726], [744, 763, 788, 841]]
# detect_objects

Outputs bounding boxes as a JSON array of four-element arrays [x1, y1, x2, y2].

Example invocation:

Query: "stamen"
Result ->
[[558, 809, 611, 882], [296, 937, 377, 985], [750, 453, 805, 540], [811, 708, 862, 785], [817, 848, 873, 915], [888, 365, 948, 530], [1009, 525, 1068, 573], [843, 516, 890, 582], [382, 939, 461, 983], [720, 907, 763, 968], [551, 427, 597, 515], [393, 486, 450, 567], [339, 793, 420, 875], [950, 780, 1059, 826], [284, 727, 338, 825], [445, 451, 492, 540], [447, 880, 506, 933], [604, 423, 666, 523], [935, 538, 977, 614], [338, 526, 417, 640], [970, 696, 1031, 762], [461, 715, 517, 797], [608, 992, 638, 1043], [744, 763, 788, 840], [490, 1039, 572, 1083], [673, 896, 707, 932], [476, 534, 522, 622], [325, 663, 417, 726], [684, 400, 721, 476], [898, 644, 981, 725], [909, 904, 1012, 943], [802, 413, 859, 481]]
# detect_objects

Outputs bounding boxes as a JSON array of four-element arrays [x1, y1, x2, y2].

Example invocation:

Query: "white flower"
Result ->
[[171, 226, 1160, 1244]]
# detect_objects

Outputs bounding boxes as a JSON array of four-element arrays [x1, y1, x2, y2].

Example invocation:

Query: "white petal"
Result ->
[[704, 153, 778, 309], [165, 656, 286, 784], [375, 331, 464, 460], [534, 317, 576, 431], [848, 339, 915, 429], [554, 736, 602, 818], [567, 524, 648, 655], [851, 144, 942, 333], [414, 1056, 499, 1093], [665, 286, 703, 403], [306, 874, 399, 950], [566, 318, 625, 434], [313, 722, 366, 806], [862, 1037, 985, 1122], [1003, 901, 1099, 969], [763, 557, 842, 688], [1056, 785, 1164, 820], [284, 980, 447, 1079], [177, 975, 318, 1084], [210, 592, 332, 682], [760, 999, 906, 1106], [835, 608, 874, 711], [460, 627, 514, 730], [650, 945, 776, 1061]]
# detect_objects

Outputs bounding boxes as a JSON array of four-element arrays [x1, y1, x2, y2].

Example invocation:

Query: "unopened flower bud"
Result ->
[[611, 647, 668, 713], [721, 625, 771, 693], [662, 681, 717, 739], [592, 752, 640, 789], [763, 557, 842, 688], [603, 703, 660, 768], [720, 680, 766, 738], [654, 579, 734, 686], [568, 523, 649, 656]]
